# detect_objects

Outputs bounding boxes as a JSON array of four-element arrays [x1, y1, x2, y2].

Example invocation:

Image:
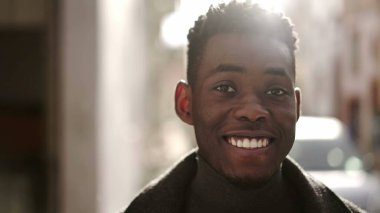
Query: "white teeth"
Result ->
[[258, 139, 263, 148], [228, 137, 270, 149], [231, 137, 237, 146], [250, 138, 258, 148], [243, 138, 250, 148], [263, 139, 268, 147]]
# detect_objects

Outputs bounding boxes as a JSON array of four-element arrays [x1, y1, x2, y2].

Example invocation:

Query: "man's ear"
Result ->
[[175, 80, 193, 125], [295, 87, 301, 120]]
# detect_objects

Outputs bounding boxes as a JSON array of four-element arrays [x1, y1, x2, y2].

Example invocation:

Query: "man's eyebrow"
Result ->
[[214, 64, 245, 72], [264, 67, 290, 78]]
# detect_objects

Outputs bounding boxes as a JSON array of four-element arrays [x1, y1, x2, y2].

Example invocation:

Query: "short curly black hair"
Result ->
[[186, 1, 298, 86]]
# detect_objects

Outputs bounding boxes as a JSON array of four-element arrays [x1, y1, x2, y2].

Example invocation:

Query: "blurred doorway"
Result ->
[[0, 0, 56, 212]]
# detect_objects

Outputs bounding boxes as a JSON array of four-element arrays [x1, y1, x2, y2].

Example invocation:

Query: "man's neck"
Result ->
[[184, 155, 300, 213]]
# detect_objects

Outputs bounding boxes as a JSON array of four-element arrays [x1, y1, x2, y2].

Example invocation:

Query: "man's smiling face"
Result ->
[[188, 33, 300, 185]]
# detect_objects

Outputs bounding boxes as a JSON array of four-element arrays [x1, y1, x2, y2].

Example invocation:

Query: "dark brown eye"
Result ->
[[215, 85, 236, 93], [266, 88, 286, 96]]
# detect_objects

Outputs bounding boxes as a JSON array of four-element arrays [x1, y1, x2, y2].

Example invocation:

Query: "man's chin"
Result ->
[[221, 170, 277, 189]]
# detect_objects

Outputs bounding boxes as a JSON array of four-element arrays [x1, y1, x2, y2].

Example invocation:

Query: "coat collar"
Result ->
[[126, 149, 362, 213]]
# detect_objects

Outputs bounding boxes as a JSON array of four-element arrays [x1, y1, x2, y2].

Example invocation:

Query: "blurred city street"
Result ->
[[0, 0, 380, 212]]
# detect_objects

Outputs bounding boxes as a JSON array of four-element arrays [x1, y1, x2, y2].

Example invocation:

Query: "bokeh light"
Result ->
[[160, 0, 289, 48]]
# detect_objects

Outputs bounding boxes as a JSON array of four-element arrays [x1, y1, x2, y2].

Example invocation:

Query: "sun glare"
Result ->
[[160, 0, 289, 48], [254, 0, 288, 12]]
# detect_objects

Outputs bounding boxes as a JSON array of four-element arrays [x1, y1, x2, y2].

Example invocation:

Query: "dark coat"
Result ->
[[125, 150, 365, 213]]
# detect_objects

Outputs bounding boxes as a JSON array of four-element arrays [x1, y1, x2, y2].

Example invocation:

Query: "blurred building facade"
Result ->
[[338, 0, 380, 169], [0, 0, 50, 212], [1, 0, 148, 212], [287, 0, 380, 169]]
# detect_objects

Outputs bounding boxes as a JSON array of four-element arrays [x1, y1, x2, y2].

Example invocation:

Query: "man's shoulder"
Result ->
[[283, 157, 365, 213], [124, 149, 198, 213]]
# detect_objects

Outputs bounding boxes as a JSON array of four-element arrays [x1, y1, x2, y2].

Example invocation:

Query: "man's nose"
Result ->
[[233, 98, 269, 122]]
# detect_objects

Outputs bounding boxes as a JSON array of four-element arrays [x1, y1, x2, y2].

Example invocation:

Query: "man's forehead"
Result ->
[[206, 33, 291, 57], [201, 33, 294, 77]]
